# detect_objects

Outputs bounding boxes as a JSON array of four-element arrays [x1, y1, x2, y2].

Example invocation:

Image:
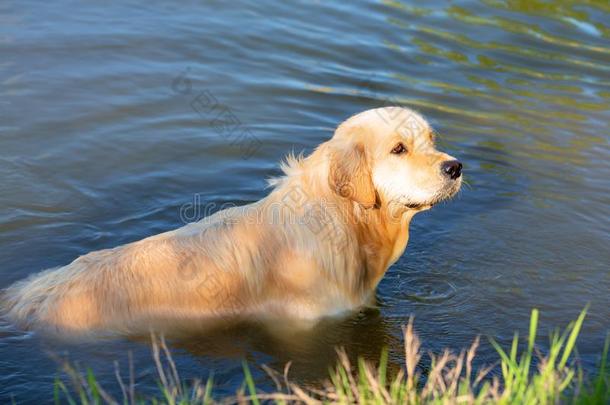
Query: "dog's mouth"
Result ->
[[404, 203, 431, 210], [404, 182, 461, 211]]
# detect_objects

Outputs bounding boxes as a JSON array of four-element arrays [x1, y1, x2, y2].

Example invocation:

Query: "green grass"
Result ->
[[51, 308, 609, 404]]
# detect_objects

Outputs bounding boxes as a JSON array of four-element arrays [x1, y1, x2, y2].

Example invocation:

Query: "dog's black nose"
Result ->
[[441, 160, 462, 180]]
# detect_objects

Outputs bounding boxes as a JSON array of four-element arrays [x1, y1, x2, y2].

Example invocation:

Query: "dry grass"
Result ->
[[52, 308, 608, 404]]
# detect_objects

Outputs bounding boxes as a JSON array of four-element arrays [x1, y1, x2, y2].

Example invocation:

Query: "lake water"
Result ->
[[1, 0, 609, 402]]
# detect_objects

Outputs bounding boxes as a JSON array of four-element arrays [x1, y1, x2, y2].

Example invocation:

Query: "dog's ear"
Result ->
[[328, 141, 376, 209]]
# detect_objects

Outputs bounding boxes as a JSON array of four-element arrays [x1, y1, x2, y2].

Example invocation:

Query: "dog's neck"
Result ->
[[352, 203, 417, 291]]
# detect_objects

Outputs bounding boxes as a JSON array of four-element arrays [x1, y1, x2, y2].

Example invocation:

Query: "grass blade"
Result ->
[[559, 307, 587, 368], [242, 360, 260, 405]]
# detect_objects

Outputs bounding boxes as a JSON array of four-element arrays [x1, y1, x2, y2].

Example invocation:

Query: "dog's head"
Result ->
[[328, 107, 462, 213]]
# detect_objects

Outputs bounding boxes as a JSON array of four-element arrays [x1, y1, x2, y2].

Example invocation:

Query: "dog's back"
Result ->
[[1, 206, 254, 334]]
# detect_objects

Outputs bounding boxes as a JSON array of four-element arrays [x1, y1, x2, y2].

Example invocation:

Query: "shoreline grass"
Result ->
[[52, 308, 608, 404]]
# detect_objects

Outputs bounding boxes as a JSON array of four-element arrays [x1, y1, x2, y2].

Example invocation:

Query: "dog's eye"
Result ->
[[391, 143, 407, 155]]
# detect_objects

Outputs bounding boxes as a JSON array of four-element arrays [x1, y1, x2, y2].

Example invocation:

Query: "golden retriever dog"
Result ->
[[2, 107, 462, 336]]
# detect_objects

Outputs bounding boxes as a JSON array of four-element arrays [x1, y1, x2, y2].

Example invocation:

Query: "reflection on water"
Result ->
[[0, 0, 609, 402]]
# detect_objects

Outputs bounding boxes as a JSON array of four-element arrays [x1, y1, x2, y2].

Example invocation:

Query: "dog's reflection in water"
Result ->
[[132, 305, 403, 387]]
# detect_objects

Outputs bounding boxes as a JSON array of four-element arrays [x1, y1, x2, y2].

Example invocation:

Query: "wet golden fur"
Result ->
[[2, 107, 461, 336]]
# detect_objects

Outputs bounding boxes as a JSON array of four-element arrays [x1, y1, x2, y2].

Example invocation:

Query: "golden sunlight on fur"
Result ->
[[1, 107, 462, 336]]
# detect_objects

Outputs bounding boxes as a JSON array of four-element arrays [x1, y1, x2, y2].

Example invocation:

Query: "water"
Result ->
[[1, 0, 609, 402]]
